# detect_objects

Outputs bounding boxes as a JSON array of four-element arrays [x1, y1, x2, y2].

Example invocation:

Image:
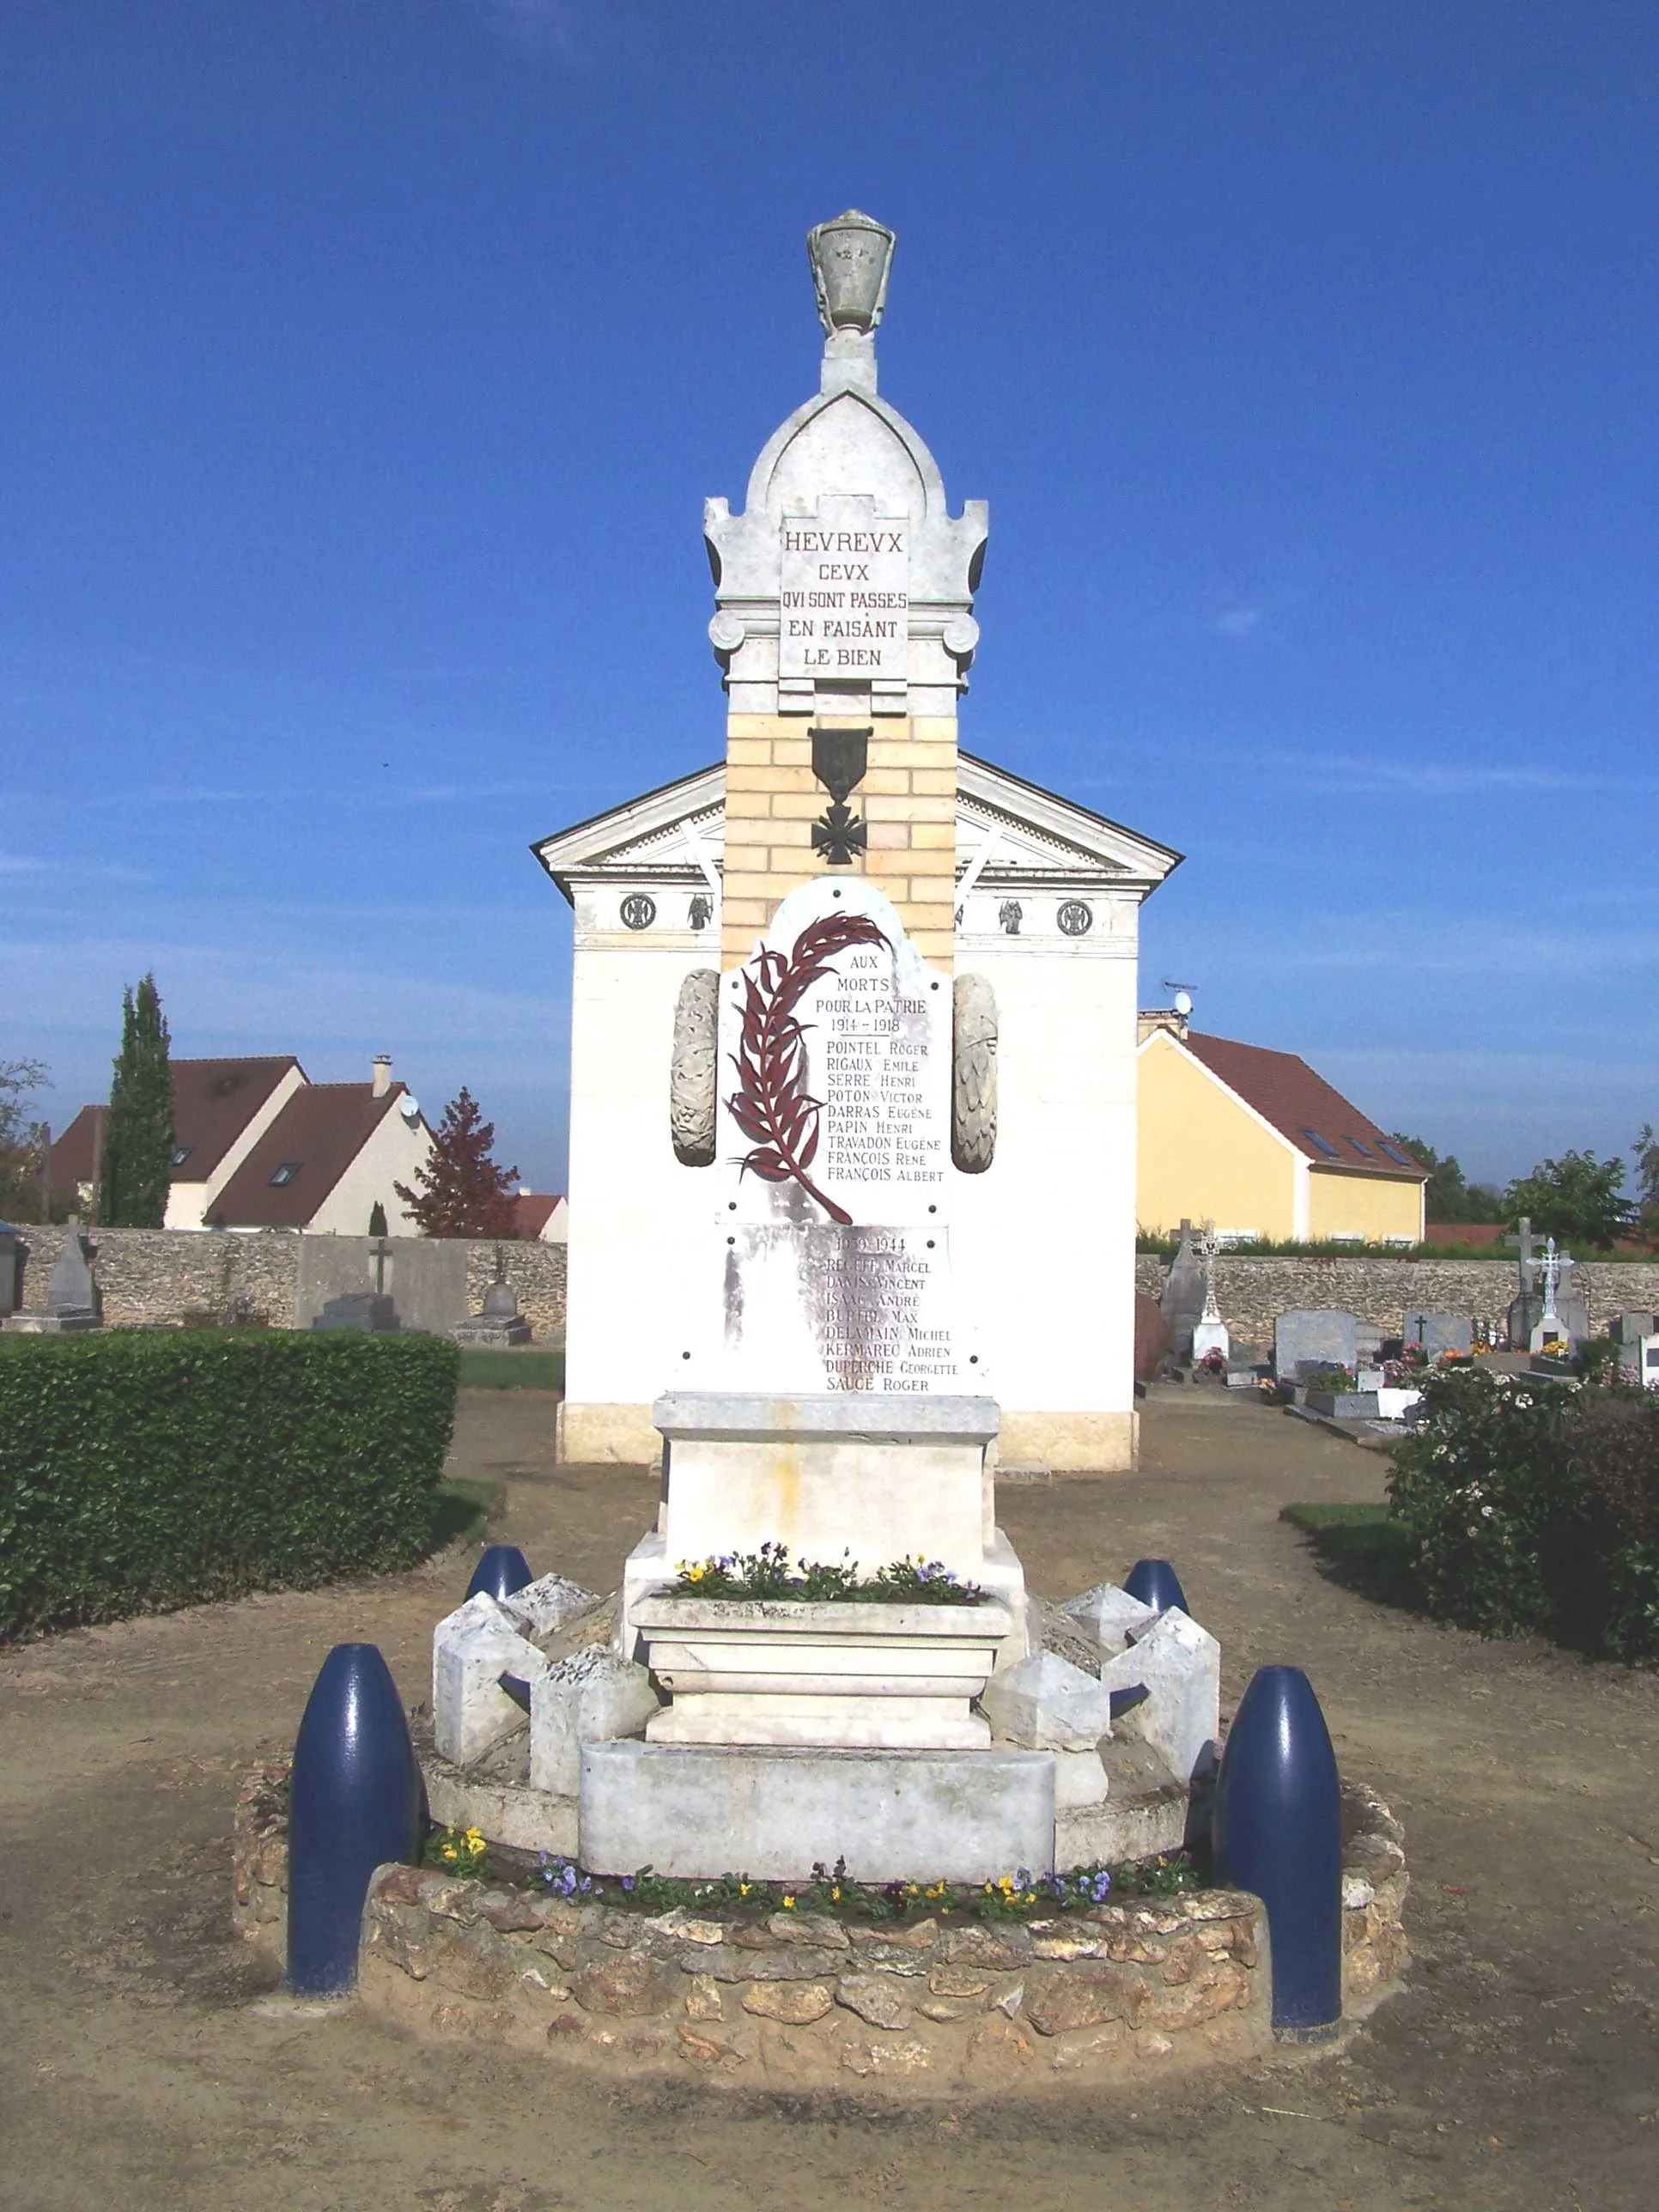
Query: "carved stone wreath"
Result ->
[[951, 972, 998, 1173], [669, 969, 720, 1167]]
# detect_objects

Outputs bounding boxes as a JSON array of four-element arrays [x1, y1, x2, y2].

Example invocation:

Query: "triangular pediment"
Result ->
[[532, 753, 1181, 900]]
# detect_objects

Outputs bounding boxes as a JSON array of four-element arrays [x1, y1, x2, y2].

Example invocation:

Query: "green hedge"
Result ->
[[0, 1329, 460, 1640], [1388, 1367, 1659, 1661]]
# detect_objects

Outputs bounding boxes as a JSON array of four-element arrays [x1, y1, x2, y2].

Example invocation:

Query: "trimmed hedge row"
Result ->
[[0, 1330, 460, 1639], [1388, 1367, 1659, 1661]]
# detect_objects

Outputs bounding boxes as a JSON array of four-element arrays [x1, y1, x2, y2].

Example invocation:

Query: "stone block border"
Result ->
[[232, 1764, 1407, 2092]]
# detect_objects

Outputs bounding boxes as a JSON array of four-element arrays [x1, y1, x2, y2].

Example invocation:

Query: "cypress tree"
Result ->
[[100, 972, 175, 1227]]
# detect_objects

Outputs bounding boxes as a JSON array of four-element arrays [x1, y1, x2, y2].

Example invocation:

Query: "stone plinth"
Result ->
[[654, 1389, 999, 1572], [579, 1740, 1055, 1882], [234, 1760, 1409, 2093], [453, 1279, 532, 1348], [634, 1596, 1011, 1750], [312, 1289, 398, 1333]]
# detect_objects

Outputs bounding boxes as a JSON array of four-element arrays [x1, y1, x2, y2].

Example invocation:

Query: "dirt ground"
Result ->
[[3, 1390, 1656, 2212]]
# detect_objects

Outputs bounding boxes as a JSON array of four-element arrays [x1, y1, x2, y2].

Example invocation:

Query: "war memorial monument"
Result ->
[[240, 215, 1406, 2087]]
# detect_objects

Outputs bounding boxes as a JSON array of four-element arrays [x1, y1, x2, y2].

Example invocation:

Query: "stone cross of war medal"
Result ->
[[810, 725, 870, 866]]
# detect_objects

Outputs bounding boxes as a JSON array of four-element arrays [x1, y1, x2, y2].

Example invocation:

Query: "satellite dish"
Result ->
[[1173, 989, 1193, 1018], [399, 1095, 421, 1122]]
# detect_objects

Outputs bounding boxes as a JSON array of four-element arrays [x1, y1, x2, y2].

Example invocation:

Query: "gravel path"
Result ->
[[1, 1389, 1654, 2210]]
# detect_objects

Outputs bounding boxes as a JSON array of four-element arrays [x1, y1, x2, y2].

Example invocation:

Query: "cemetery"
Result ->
[[3, 206, 1655, 2192]]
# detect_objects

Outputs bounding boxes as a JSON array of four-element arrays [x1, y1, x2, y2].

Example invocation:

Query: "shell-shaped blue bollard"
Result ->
[[465, 1544, 533, 1603], [1212, 1664, 1342, 2037], [287, 1644, 421, 1997], [1124, 1557, 1189, 1615]]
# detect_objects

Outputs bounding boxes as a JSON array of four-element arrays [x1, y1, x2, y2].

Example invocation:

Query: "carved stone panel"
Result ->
[[670, 969, 720, 1168], [951, 973, 997, 1174]]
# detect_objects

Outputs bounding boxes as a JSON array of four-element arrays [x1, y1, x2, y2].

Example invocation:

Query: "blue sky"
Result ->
[[3, 2, 1656, 1193]]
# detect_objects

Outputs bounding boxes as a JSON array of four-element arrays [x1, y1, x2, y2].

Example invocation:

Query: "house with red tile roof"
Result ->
[[51, 1055, 306, 1227], [1136, 1014, 1428, 1243], [49, 1054, 435, 1233], [509, 1191, 568, 1243]]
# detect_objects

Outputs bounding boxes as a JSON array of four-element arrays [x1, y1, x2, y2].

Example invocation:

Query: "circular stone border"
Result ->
[[232, 1765, 1407, 2093]]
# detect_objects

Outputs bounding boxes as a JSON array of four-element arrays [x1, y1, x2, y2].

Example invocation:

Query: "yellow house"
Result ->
[[1137, 1020, 1427, 1243]]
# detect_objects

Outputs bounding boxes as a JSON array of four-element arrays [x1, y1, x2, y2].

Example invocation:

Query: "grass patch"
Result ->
[[1280, 1500, 1420, 1608], [430, 1475, 506, 1547], [457, 1346, 564, 1392]]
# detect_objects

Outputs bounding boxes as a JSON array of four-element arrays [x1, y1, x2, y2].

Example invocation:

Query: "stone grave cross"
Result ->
[[1196, 1222, 1223, 1328]]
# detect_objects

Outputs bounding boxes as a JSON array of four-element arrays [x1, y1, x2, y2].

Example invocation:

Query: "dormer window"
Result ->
[[268, 1162, 301, 1188]]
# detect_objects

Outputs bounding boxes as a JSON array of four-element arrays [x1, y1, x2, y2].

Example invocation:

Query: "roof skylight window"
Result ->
[[1376, 1139, 1414, 1168], [268, 1162, 301, 1188], [170, 1146, 193, 1167], [1345, 1134, 1374, 1159], [1300, 1127, 1340, 1158]]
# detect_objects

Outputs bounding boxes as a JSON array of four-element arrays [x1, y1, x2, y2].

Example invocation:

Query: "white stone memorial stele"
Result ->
[[628, 872, 1031, 1715], [704, 873, 971, 1396]]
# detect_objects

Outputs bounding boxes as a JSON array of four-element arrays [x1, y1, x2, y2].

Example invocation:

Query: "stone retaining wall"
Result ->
[[232, 1766, 1407, 2093], [9, 1226, 566, 1340], [1135, 1254, 1659, 1345]]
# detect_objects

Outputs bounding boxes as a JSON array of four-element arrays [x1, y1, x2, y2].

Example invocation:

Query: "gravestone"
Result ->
[[1189, 1224, 1230, 1364], [1159, 1221, 1206, 1361], [0, 1226, 25, 1317], [1613, 1310, 1657, 1344], [1273, 1309, 1381, 1382], [312, 1290, 398, 1334], [453, 1273, 532, 1348], [1401, 1310, 1474, 1360], [1507, 1216, 1540, 1349], [3, 1222, 101, 1334]]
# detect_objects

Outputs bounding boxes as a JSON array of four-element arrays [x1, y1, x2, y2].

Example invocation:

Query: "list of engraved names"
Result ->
[[817, 954, 945, 1193], [814, 1235, 956, 1393], [810, 947, 955, 1391]]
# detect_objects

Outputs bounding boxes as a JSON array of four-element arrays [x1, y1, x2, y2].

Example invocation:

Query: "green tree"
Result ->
[[1388, 1133, 1508, 1225], [394, 1087, 520, 1238], [100, 974, 175, 1227], [1633, 1125, 1659, 1245], [0, 1057, 50, 1219], [1504, 1150, 1632, 1252]]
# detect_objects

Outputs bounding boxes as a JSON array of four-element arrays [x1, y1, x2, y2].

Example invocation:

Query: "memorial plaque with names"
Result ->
[[703, 878, 971, 1395], [778, 494, 908, 682]]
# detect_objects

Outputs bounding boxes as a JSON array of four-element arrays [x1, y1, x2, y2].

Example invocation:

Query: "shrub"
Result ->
[[0, 1329, 460, 1639], [1387, 1366, 1659, 1660]]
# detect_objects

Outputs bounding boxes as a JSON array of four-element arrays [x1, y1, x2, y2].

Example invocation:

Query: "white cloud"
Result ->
[[1212, 605, 1265, 640], [469, 0, 586, 61]]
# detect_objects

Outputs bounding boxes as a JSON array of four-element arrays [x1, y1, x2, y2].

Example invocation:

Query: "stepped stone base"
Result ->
[[580, 1741, 1055, 1883]]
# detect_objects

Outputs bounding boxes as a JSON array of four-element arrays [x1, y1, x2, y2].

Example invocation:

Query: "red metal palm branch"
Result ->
[[726, 909, 890, 1225]]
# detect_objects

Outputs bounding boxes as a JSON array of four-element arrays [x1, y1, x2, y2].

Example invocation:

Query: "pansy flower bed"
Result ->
[[422, 1826, 1195, 1920], [672, 1540, 987, 1605]]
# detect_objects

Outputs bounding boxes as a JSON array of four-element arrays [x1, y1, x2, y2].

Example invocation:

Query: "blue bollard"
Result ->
[[465, 1544, 533, 1603], [1124, 1557, 1189, 1615], [1212, 1664, 1342, 2039], [287, 1644, 422, 1997]]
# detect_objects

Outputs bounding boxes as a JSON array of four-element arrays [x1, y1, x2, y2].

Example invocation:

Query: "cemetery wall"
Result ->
[[1134, 1254, 1659, 1344], [9, 1226, 567, 1340]]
